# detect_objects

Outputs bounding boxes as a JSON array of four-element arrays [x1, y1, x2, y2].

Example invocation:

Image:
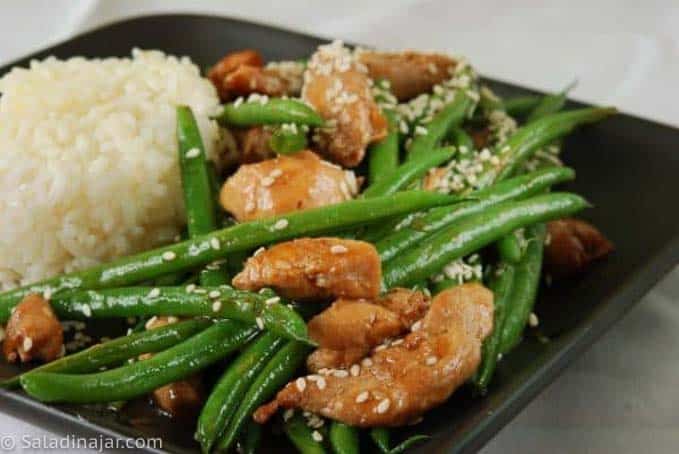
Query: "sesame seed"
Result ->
[[411, 320, 423, 332], [376, 398, 391, 414], [361, 358, 373, 367], [273, 219, 289, 230], [185, 147, 201, 159], [350, 364, 361, 377], [330, 244, 348, 254], [375, 344, 388, 352], [261, 176, 275, 187], [426, 356, 438, 366], [355, 391, 369, 403], [312, 431, 323, 442], [185, 284, 196, 293], [162, 251, 176, 261], [255, 317, 265, 329], [233, 97, 244, 107], [253, 247, 266, 256], [23, 337, 33, 352], [148, 288, 161, 298], [43, 288, 53, 300], [316, 377, 326, 390], [208, 290, 221, 299], [497, 353, 503, 361], [210, 238, 221, 250], [81, 304, 92, 318], [212, 301, 222, 312], [528, 312, 539, 327], [270, 169, 283, 178], [391, 339, 404, 346], [283, 409, 295, 421], [194, 288, 207, 294], [333, 369, 349, 378], [167, 316, 179, 324], [265, 296, 281, 305], [145, 316, 158, 330], [296, 377, 307, 392]]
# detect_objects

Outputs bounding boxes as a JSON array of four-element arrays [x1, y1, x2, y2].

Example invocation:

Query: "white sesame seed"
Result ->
[[255, 317, 265, 330], [307, 375, 320, 382], [312, 431, 323, 442], [194, 288, 207, 294], [145, 316, 158, 330], [43, 288, 53, 300], [528, 312, 539, 327], [296, 377, 307, 392], [167, 316, 179, 324], [426, 356, 438, 366], [162, 251, 176, 261], [273, 219, 289, 230], [316, 377, 326, 390], [253, 247, 266, 256], [233, 97, 244, 107], [333, 369, 349, 378], [361, 358, 373, 367], [148, 288, 161, 298], [284, 409, 295, 421], [81, 304, 92, 318], [350, 364, 360, 377], [22, 337, 33, 352], [209, 290, 221, 299], [212, 301, 222, 312], [265, 296, 281, 305], [497, 353, 503, 361], [391, 339, 404, 346], [376, 398, 391, 414], [270, 169, 283, 178], [185, 147, 201, 159], [330, 244, 348, 254], [411, 320, 423, 332], [261, 176, 275, 187], [210, 238, 221, 250], [185, 284, 196, 293], [355, 391, 369, 403]]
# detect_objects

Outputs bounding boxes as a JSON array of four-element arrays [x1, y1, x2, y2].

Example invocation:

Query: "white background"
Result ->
[[0, 1, 678, 453]]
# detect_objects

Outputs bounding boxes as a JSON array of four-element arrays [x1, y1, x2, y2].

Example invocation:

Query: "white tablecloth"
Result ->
[[1, 1, 677, 452]]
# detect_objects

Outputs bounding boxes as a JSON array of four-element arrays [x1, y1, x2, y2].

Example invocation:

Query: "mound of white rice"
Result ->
[[0, 49, 222, 289]]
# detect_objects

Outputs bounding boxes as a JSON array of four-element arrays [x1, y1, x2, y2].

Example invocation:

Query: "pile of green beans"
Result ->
[[215, 98, 323, 127]]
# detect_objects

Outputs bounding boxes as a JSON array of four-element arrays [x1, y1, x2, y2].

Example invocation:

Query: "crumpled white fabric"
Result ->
[[0, 1, 677, 453]]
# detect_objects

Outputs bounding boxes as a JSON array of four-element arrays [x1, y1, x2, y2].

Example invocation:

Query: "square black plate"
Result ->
[[1, 14, 678, 454]]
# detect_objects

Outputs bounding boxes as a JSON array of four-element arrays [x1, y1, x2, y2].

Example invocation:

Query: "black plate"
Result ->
[[1, 14, 678, 454]]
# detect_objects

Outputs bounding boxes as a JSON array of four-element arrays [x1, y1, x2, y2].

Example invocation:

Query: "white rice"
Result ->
[[0, 49, 222, 289]]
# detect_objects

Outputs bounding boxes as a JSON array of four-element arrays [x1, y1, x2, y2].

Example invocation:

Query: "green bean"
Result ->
[[215, 98, 323, 127], [368, 110, 400, 184], [20, 320, 257, 403], [376, 167, 575, 263], [525, 80, 577, 123], [196, 332, 285, 453], [269, 124, 308, 154], [475, 107, 615, 186], [407, 90, 474, 160], [329, 422, 359, 454], [240, 420, 263, 454], [381, 192, 588, 289], [370, 428, 391, 454], [362, 147, 456, 198], [499, 223, 547, 354], [0, 190, 459, 319], [447, 126, 474, 151], [215, 340, 312, 452], [496, 229, 525, 263], [0, 319, 210, 389], [502, 96, 541, 119], [473, 264, 516, 390], [388, 435, 430, 454], [49, 286, 310, 344], [284, 412, 327, 454], [177, 106, 229, 287]]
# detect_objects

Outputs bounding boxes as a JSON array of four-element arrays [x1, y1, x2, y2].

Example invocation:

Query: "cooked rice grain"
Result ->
[[0, 49, 222, 288]]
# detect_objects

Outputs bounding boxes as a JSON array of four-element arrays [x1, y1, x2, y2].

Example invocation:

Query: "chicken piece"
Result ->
[[219, 150, 358, 222], [153, 375, 204, 418], [307, 289, 430, 371], [232, 126, 275, 164], [208, 49, 304, 101], [3, 294, 63, 364], [254, 283, 493, 427], [357, 50, 457, 101], [233, 238, 381, 301], [545, 218, 614, 278], [302, 41, 387, 167]]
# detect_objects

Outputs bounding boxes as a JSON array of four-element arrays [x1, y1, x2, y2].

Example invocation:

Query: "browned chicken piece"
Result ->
[[153, 375, 204, 418], [302, 41, 387, 167], [470, 127, 491, 150], [219, 150, 358, 222], [3, 294, 63, 364], [233, 238, 381, 301], [231, 126, 275, 164], [422, 167, 449, 192], [357, 50, 457, 101], [208, 49, 304, 101], [545, 218, 614, 278], [253, 283, 493, 427], [307, 289, 430, 371]]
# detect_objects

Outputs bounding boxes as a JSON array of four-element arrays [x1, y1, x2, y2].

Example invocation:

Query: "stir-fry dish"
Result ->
[[0, 41, 616, 453]]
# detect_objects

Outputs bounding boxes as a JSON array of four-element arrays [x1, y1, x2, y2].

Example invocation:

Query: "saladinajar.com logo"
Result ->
[[0, 434, 162, 451]]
